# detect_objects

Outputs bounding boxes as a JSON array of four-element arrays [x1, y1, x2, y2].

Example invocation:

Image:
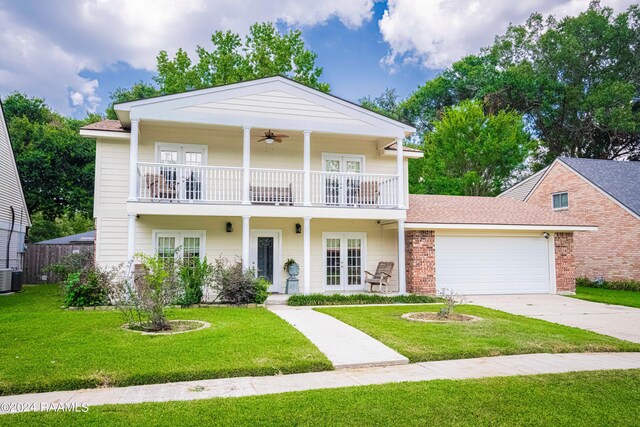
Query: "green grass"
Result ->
[[570, 285, 640, 308], [0, 285, 331, 396], [316, 304, 640, 362], [2, 370, 640, 426], [287, 293, 441, 306]]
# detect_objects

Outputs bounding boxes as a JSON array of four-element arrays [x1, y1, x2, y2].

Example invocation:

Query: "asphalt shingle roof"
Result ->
[[407, 194, 591, 227], [559, 157, 640, 217], [36, 230, 95, 245]]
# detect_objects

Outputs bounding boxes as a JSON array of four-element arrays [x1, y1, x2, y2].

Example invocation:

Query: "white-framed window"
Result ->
[[155, 143, 208, 166], [152, 230, 206, 265], [322, 232, 367, 290], [552, 192, 569, 210]]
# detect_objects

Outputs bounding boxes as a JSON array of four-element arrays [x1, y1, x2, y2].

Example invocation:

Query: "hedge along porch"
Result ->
[[95, 215, 401, 295], [398, 195, 597, 296]]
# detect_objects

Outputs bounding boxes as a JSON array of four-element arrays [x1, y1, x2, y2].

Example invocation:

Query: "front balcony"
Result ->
[[136, 162, 400, 208]]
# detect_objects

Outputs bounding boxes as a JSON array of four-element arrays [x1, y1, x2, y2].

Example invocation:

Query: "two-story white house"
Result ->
[[81, 77, 420, 294], [81, 76, 593, 296]]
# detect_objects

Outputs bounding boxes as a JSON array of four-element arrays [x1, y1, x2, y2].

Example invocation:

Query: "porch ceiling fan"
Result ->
[[257, 129, 289, 144]]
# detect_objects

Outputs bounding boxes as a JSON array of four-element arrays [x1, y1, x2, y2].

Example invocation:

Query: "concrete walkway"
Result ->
[[268, 306, 408, 368], [468, 294, 640, 344], [2, 352, 639, 414]]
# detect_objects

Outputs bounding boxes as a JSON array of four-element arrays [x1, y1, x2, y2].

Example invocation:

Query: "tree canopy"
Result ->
[[400, 2, 640, 170], [3, 93, 99, 241], [415, 100, 534, 196]]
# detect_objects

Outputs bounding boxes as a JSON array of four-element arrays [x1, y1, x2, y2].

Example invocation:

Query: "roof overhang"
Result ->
[[113, 77, 415, 138], [79, 129, 130, 140], [387, 222, 597, 232]]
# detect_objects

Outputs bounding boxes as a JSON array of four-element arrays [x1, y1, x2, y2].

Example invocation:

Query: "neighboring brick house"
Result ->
[[500, 157, 640, 281], [403, 195, 593, 295]]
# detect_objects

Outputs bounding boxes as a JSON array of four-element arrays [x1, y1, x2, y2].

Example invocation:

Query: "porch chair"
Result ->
[[365, 261, 394, 293], [145, 173, 178, 200], [359, 181, 380, 206]]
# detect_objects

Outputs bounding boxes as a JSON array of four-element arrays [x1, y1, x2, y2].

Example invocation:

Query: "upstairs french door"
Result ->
[[323, 155, 364, 206], [157, 143, 207, 200], [323, 233, 366, 291]]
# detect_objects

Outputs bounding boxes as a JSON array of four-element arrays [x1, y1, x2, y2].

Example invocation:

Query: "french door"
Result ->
[[323, 233, 366, 291], [323, 155, 364, 206], [157, 144, 207, 200], [250, 230, 282, 293]]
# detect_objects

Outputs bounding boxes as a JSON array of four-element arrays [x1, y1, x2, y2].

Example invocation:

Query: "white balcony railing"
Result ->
[[136, 162, 399, 208]]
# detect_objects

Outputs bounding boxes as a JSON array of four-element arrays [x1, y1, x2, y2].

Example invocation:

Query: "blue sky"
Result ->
[[0, 0, 633, 118]]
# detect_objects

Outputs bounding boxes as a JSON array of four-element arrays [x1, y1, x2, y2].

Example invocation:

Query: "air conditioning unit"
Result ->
[[0, 269, 12, 293]]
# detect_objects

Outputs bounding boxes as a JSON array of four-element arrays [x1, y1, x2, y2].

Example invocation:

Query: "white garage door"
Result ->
[[435, 234, 552, 295]]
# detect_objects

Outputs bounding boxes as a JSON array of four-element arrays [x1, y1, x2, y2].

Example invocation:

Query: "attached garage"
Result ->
[[403, 195, 597, 295], [435, 233, 552, 295]]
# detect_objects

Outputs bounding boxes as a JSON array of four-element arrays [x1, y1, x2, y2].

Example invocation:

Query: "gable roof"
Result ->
[[498, 166, 548, 201], [0, 100, 31, 227], [407, 194, 594, 231], [556, 157, 640, 217], [36, 230, 95, 245], [82, 119, 126, 133], [110, 76, 415, 138]]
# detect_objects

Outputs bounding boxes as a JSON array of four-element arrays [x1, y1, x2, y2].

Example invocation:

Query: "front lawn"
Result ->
[[316, 305, 640, 362], [0, 285, 331, 395], [569, 285, 640, 309], [3, 369, 640, 426]]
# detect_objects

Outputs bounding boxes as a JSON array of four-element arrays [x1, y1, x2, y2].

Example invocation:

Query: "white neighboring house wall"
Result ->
[[0, 101, 31, 270]]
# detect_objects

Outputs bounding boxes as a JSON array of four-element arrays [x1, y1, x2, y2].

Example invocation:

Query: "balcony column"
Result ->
[[242, 215, 251, 270], [395, 136, 404, 209], [303, 216, 311, 295], [128, 119, 140, 201], [397, 219, 406, 294], [303, 130, 311, 206], [242, 126, 251, 205]]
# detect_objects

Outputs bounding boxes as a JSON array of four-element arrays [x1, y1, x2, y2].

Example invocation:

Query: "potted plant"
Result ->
[[283, 258, 299, 276]]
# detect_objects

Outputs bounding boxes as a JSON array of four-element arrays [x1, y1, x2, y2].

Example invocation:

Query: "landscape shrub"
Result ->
[[62, 269, 110, 307], [211, 257, 269, 305], [287, 293, 440, 306], [176, 257, 214, 305], [576, 277, 640, 292]]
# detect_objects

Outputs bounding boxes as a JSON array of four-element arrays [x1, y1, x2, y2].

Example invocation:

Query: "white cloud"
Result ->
[[0, 0, 374, 115], [379, 0, 638, 71]]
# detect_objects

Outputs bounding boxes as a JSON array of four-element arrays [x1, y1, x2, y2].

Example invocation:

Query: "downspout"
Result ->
[[6, 206, 15, 268]]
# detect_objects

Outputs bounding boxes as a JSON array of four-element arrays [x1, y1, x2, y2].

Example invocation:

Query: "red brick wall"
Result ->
[[554, 232, 576, 292], [527, 162, 640, 281], [405, 230, 436, 295]]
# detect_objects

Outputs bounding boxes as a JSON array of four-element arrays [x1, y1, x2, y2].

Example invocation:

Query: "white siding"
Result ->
[[0, 103, 30, 226]]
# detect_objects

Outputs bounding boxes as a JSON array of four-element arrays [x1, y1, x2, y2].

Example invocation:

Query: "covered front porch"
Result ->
[[117, 215, 407, 295]]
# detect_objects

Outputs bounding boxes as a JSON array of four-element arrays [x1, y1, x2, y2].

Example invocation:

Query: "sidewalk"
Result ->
[[1, 352, 639, 414], [268, 305, 409, 368]]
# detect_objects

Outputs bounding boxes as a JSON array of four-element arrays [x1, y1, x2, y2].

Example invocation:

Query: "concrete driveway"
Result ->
[[467, 294, 640, 344]]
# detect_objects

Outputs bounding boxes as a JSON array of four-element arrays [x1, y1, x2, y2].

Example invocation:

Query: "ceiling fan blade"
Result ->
[[257, 137, 268, 142], [274, 134, 289, 138], [275, 138, 283, 143]]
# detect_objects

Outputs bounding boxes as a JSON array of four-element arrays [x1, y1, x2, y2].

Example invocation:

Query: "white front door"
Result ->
[[323, 232, 366, 291], [157, 144, 207, 201], [250, 230, 282, 293], [322, 155, 364, 206]]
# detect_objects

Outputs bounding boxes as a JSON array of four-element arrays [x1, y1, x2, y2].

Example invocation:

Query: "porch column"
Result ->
[[303, 216, 311, 295], [126, 214, 136, 263], [242, 126, 251, 205], [303, 130, 311, 206], [395, 136, 404, 209], [242, 216, 251, 270], [127, 119, 139, 201], [397, 219, 407, 294]]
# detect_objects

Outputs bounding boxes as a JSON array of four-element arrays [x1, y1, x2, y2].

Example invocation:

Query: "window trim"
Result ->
[[551, 191, 569, 210], [154, 142, 208, 165], [321, 153, 366, 173], [151, 229, 206, 262]]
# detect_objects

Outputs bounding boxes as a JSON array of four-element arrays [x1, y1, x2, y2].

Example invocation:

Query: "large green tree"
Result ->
[[107, 22, 329, 119], [416, 100, 534, 196], [401, 2, 640, 168], [3, 93, 99, 225]]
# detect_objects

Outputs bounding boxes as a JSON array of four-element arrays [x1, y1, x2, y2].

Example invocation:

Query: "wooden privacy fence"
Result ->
[[23, 244, 94, 284]]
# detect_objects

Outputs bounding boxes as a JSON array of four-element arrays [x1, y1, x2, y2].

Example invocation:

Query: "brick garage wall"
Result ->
[[405, 230, 436, 295], [527, 162, 640, 281], [554, 232, 576, 293]]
